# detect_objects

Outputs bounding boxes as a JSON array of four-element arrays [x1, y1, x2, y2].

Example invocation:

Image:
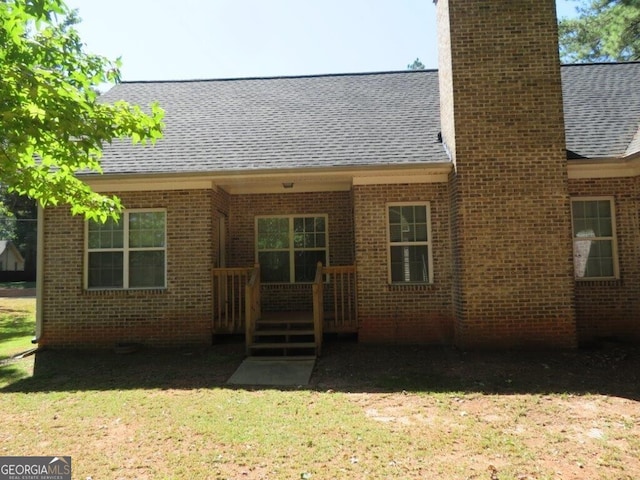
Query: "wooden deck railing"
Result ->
[[312, 262, 324, 356], [245, 264, 261, 354], [212, 266, 254, 333], [323, 264, 357, 331], [313, 263, 358, 345]]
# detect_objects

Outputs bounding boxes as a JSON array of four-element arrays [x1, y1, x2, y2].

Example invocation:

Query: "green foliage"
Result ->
[[0, 0, 164, 221], [0, 203, 16, 240], [407, 57, 426, 70], [559, 0, 640, 62]]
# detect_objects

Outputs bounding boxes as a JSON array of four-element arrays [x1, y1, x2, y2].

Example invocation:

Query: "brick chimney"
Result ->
[[435, 0, 577, 348]]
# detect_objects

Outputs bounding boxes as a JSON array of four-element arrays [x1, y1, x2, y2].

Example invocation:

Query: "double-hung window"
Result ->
[[387, 203, 433, 284], [256, 215, 328, 283], [86, 210, 166, 289], [571, 197, 618, 279]]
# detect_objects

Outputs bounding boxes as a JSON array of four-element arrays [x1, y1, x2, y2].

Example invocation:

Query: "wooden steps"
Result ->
[[248, 312, 317, 357]]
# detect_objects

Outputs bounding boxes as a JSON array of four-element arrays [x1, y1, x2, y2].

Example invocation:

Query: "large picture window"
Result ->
[[86, 210, 166, 289], [387, 203, 432, 284], [256, 215, 328, 283], [571, 197, 618, 279]]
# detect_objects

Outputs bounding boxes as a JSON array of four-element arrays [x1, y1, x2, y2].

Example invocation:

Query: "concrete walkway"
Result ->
[[227, 357, 316, 386]]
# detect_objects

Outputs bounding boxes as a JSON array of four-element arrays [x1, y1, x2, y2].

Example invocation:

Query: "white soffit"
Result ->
[[84, 165, 452, 194]]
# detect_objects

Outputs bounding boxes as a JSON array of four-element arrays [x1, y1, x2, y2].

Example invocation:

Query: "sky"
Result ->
[[65, 0, 580, 82]]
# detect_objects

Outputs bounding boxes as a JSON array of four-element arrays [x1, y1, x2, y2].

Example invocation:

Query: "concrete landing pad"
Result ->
[[227, 357, 316, 386]]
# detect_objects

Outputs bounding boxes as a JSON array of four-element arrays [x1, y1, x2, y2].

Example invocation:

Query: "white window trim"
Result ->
[[386, 202, 434, 285], [254, 214, 329, 284], [84, 208, 167, 290], [570, 196, 619, 280]]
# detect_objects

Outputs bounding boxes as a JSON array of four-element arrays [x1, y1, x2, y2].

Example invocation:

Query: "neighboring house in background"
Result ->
[[36, 0, 640, 351], [0, 240, 25, 272]]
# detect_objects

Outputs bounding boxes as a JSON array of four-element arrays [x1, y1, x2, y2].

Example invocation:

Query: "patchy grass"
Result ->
[[0, 297, 35, 360], [1, 299, 639, 479]]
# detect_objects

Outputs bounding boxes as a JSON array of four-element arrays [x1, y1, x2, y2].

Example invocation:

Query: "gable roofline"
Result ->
[[117, 68, 439, 86], [0, 240, 25, 263], [115, 62, 639, 86], [560, 60, 640, 68]]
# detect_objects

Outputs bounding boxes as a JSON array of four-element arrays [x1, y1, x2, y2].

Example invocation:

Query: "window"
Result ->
[[256, 215, 327, 283], [571, 198, 618, 279], [387, 203, 432, 284], [86, 210, 166, 289]]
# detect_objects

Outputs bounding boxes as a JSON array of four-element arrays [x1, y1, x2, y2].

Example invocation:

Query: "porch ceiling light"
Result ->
[[282, 182, 294, 189]]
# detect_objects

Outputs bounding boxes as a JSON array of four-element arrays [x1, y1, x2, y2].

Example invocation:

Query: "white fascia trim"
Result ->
[[568, 155, 640, 179], [83, 164, 453, 193]]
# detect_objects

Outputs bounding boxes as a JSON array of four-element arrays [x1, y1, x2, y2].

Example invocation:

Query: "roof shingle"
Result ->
[[95, 63, 640, 176]]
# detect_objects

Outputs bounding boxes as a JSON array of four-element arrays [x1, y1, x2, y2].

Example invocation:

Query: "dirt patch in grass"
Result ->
[[1, 339, 639, 479]]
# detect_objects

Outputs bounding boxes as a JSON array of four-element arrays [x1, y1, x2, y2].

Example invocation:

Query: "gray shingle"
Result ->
[[97, 71, 445, 175], [94, 63, 640, 176], [561, 62, 640, 158]]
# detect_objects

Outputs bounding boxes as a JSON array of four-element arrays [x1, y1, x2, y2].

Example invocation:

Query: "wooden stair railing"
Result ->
[[312, 261, 324, 356], [244, 263, 261, 355], [322, 264, 357, 332], [212, 266, 253, 333]]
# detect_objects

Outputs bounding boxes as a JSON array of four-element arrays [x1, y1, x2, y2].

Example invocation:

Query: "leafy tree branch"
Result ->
[[559, 0, 640, 62], [0, 0, 164, 221]]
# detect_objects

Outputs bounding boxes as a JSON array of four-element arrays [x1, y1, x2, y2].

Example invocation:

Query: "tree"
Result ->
[[559, 0, 640, 62], [0, 0, 164, 222], [407, 57, 426, 70]]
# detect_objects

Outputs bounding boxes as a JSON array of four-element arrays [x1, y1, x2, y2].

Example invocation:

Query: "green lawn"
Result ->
[[0, 297, 36, 360], [1, 299, 639, 479]]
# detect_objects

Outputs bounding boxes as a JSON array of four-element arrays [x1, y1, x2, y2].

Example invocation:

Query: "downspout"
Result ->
[[33, 205, 44, 344]]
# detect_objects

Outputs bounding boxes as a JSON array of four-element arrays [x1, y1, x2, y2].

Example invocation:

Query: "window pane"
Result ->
[[257, 218, 289, 249], [293, 216, 325, 248], [88, 252, 123, 288], [415, 224, 428, 242], [390, 245, 429, 283], [88, 218, 123, 249], [572, 200, 612, 238], [574, 239, 614, 278], [129, 251, 165, 288], [598, 217, 612, 237], [129, 212, 165, 248], [389, 207, 401, 224], [294, 251, 326, 282], [389, 224, 402, 243], [388, 205, 428, 243], [400, 206, 415, 223], [259, 251, 289, 282]]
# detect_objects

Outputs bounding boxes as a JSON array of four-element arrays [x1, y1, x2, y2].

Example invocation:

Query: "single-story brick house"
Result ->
[[36, 0, 640, 351]]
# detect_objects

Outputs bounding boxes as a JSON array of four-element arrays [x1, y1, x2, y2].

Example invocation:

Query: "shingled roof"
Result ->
[[561, 62, 640, 159], [96, 62, 640, 176], [98, 70, 444, 175]]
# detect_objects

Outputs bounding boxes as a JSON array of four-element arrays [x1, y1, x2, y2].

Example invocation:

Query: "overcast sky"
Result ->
[[66, 0, 580, 82]]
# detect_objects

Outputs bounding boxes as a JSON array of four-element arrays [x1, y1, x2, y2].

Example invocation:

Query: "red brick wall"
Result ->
[[569, 177, 640, 343], [353, 183, 455, 344], [228, 191, 354, 312], [437, 0, 577, 348], [40, 190, 214, 348]]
